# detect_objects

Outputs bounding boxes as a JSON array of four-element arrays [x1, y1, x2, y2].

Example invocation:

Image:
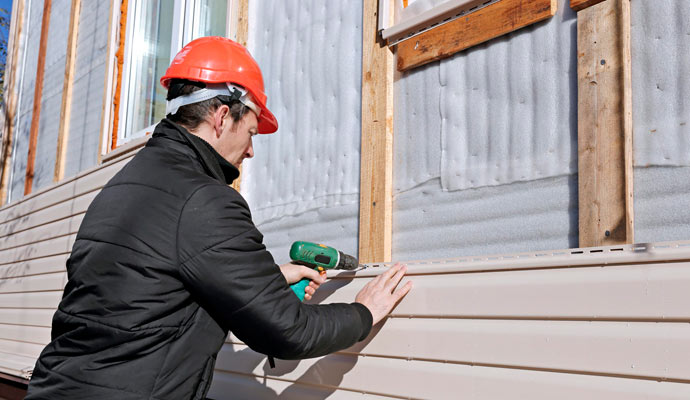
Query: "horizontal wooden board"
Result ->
[[215, 344, 690, 399], [0, 291, 63, 309], [0, 309, 55, 327], [0, 235, 75, 266], [1, 215, 84, 252], [0, 338, 45, 359], [0, 254, 68, 279], [0, 323, 51, 345], [0, 190, 95, 238], [0, 272, 67, 294], [313, 262, 690, 320], [210, 370, 400, 400], [570, 0, 606, 12], [396, 0, 557, 71]]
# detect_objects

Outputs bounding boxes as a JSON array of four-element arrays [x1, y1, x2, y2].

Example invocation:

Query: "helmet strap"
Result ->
[[165, 83, 261, 117]]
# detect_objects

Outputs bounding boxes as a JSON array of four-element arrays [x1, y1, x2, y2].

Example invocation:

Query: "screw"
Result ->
[[600, 59, 606, 65], [605, 230, 611, 237]]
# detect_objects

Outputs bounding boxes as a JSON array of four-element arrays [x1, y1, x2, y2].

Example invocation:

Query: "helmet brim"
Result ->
[[257, 107, 278, 134]]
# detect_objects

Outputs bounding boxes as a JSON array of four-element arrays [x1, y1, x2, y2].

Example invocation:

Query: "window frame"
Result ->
[[114, 0, 233, 149]]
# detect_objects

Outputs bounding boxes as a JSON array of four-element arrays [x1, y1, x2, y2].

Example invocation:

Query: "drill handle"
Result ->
[[290, 278, 310, 302]]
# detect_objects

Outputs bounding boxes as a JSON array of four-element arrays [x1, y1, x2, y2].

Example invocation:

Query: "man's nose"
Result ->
[[245, 144, 254, 159]]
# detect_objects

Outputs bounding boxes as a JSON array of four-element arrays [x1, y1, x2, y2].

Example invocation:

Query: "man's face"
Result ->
[[218, 110, 258, 168]]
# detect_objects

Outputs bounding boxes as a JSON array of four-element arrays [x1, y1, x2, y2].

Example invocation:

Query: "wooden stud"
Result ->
[[396, 0, 557, 72], [359, 0, 394, 263], [54, 0, 82, 182], [110, 0, 129, 152], [230, 0, 249, 193], [0, 0, 25, 205], [24, 0, 52, 196], [577, 0, 633, 247], [570, 0, 606, 12]]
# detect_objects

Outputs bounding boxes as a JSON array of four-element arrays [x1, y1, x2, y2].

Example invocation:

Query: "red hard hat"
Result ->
[[161, 36, 278, 134]]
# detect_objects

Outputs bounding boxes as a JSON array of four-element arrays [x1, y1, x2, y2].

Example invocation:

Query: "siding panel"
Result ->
[[216, 344, 690, 400]]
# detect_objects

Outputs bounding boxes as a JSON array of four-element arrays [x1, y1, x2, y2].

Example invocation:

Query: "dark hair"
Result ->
[[166, 79, 251, 130]]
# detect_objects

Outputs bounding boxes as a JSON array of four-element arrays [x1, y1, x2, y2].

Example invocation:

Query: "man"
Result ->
[[25, 37, 411, 399]]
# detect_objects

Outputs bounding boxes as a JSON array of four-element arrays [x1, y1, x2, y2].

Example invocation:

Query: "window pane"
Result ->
[[122, 0, 174, 139], [191, 0, 227, 40]]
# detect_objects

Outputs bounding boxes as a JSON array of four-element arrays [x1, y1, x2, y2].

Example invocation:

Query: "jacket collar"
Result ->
[[152, 118, 240, 185]]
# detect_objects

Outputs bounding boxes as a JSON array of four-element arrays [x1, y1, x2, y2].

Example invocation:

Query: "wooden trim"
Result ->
[[230, 0, 249, 193], [97, 0, 119, 164], [570, 0, 606, 12], [54, 0, 82, 182], [110, 0, 128, 152], [577, 0, 633, 247], [0, 0, 25, 205], [396, 0, 557, 71], [359, 0, 394, 263], [24, 0, 52, 196]]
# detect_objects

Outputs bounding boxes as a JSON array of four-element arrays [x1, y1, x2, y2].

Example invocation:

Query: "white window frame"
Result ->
[[115, 0, 233, 148]]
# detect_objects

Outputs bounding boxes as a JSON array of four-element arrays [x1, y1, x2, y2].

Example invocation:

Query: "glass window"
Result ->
[[117, 0, 229, 146], [190, 0, 228, 39], [121, 0, 174, 141]]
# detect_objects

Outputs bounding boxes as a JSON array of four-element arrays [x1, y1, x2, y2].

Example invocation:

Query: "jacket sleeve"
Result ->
[[177, 184, 372, 359]]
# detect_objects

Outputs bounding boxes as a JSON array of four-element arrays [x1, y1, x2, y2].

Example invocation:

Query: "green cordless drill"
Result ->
[[289, 241, 362, 301]]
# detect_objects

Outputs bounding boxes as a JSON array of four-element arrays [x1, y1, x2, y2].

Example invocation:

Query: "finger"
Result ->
[[305, 286, 315, 295], [304, 292, 312, 301], [375, 263, 403, 288], [309, 280, 321, 290], [384, 265, 407, 293], [392, 280, 413, 302]]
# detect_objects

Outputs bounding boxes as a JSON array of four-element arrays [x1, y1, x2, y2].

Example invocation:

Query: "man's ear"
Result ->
[[214, 105, 230, 138]]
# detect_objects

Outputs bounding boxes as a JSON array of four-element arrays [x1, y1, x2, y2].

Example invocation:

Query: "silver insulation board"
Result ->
[[8, 0, 43, 203], [394, 0, 578, 258], [64, 1, 110, 178], [32, 0, 71, 192], [630, 1, 690, 242], [244, 0, 363, 258], [631, 0, 690, 168], [243, 0, 690, 262]]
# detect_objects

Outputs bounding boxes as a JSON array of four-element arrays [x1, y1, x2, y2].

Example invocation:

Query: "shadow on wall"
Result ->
[[212, 276, 385, 399], [214, 326, 383, 400]]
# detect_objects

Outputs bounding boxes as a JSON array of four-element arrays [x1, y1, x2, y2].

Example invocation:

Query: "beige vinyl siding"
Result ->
[[211, 244, 690, 399], [0, 153, 135, 378]]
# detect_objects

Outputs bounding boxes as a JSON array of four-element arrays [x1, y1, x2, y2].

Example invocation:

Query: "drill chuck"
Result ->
[[337, 251, 359, 270]]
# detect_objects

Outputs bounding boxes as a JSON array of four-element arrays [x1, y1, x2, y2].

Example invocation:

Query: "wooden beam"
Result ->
[[577, 0, 633, 247], [24, 0, 52, 195], [110, 0, 129, 152], [54, 0, 82, 182], [0, 0, 25, 204], [570, 0, 606, 12], [396, 0, 557, 72], [230, 0, 249, 193], [359, 0, 394, 263]]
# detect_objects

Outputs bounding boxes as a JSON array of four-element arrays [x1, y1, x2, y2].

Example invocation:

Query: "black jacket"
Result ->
[[25, 119, 372, 400]]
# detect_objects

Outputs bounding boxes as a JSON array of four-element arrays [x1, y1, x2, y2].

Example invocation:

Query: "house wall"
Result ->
[[210, 242, 690, 399], [7, 0, 43, 203], [631, 0, 690, 243], [0, 0, 689, 397], [0, 153, 134, 378], [242, 0, 364, 263]]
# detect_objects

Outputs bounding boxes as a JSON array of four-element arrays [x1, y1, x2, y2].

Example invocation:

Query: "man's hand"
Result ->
[[355, 263, 413, 325], [279, 263, 327, 301]]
